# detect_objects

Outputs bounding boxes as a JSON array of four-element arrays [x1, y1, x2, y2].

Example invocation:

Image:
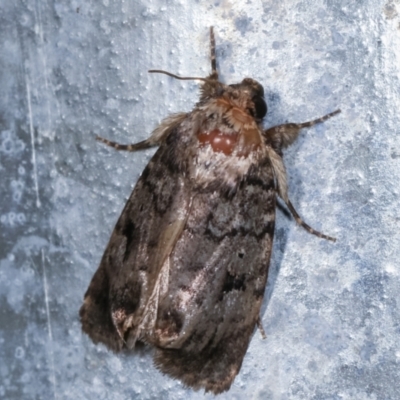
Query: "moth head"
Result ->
[[228, 78, 267, 121], [147, 70, 267, 122]]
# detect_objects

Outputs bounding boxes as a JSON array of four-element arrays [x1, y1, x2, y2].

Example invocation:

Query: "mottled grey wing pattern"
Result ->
[[80, 126, 194, 351], [80, 117, 276, 392], [151, 159, 276, 394]]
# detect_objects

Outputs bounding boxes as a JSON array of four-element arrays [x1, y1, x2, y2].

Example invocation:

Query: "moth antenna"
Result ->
[[148, 69, 209, 83], [149, 27, 220, 85], [209, 26, 218, 80]]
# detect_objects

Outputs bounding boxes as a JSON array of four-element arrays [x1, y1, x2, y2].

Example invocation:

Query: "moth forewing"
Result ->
[[80, 27, 339, 394]]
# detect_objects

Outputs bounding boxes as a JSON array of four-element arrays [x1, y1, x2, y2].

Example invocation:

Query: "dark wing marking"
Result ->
[[80, 126, 194, 351], [151, 159, 276, 394]]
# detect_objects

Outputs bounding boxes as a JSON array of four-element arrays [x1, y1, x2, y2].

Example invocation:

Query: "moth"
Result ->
[[80, 27, 340, 394]]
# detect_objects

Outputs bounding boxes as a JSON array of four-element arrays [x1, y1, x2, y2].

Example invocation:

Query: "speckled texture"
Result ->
[[1, 1, 400, 399]]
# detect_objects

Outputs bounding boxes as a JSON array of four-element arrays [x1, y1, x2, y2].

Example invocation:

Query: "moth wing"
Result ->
[[80, 127, 193, 351], [152, 159, 276, 394]]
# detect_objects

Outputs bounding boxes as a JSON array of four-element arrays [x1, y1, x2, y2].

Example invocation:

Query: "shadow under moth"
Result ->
[[80, 27, 340, 394]]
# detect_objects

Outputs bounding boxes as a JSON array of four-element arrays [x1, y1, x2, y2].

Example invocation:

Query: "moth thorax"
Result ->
[[197, 128, 261, 157]]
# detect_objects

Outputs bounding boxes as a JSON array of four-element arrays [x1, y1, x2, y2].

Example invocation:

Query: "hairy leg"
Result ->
[[286, 199, 336, 242], [264, 109, 341, 150]]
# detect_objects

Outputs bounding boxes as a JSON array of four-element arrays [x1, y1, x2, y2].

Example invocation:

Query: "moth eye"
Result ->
[[254, 84, 265, 98], [251, 96, 267, 120]]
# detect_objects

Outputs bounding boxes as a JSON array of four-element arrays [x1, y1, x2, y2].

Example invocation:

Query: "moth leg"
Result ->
[[96, 112, 188, 152], [266, 147, 336, 242], [288, 109, 341, 130], [286, 199, 336, 242], [96, 136, 155, 151], [264, 109, 341, 149], [256, 316, 267, 339], [209, 27, 218, 80]]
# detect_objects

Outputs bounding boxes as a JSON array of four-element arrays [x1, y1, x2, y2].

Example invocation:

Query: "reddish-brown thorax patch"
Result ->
[[197, 98, 262, 157], [197, 129, 239, 155]]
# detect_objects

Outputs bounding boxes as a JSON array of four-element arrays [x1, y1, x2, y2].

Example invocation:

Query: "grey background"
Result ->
[[1, 0, 400, 399]]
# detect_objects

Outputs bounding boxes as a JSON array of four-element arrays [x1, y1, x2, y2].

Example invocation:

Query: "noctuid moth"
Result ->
[[80, 27, 340, 394]]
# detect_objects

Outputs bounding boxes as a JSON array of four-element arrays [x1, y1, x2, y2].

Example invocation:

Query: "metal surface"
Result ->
[[1, 1, 399, 398]]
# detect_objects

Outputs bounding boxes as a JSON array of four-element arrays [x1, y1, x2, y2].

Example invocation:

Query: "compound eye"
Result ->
[[252, 96, 267, 120]]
